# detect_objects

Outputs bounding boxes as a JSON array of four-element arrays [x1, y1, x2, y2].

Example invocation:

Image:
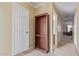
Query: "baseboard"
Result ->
[[72, 43, 79, 56], [15, 48, 34, 56], [35, 48, 48, 53]]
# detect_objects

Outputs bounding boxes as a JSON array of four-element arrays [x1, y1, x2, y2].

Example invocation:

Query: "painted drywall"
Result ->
[[54, 14, 62, 46], [0, 3, 12, 55], [57, 16, 63, 46], [35, 2, 53, 52], [74, 4, 79, 54], [74, 11, 77, 49], [52, 9, 58, 46], [0, 2, 35, 56], [52, 4, 63, 47]]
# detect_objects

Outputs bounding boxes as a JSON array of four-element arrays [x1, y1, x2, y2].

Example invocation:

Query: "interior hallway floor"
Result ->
[[24, 43, 77, 56], [19, 36, 78, 56], [53, 35, 78, 56]]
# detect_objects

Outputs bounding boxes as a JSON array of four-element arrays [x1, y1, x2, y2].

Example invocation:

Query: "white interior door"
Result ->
[[20, 6, 29, 51], [12, 3, 29, 55]]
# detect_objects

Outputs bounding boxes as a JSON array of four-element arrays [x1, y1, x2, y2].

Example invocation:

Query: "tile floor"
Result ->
[[24, 43, 77, 56], [21, 36, 78, 56]]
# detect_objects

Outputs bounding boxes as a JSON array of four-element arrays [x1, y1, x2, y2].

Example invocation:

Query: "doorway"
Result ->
[[35, 13, 49, 53]]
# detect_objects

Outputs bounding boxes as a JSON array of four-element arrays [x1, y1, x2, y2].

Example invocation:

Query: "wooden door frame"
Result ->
[[35, 13, 49, 53]]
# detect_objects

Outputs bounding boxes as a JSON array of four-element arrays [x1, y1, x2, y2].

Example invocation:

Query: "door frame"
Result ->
[[35, 13, 49, 52]]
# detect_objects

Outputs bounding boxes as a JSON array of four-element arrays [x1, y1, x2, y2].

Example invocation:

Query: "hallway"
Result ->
[[53, 36, 77, 56]]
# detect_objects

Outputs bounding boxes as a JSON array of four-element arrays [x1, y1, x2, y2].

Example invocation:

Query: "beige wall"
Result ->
[[0, 2, 35, 56], [0, 3, 12, 55], [35, 2, 53, 52], [52, 4, 62, 47], [57, 16, 62, 46]]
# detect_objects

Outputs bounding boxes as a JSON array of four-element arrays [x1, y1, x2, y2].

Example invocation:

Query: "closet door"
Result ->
[[20, 7, 29, 51], [35, 13, 49, 52], [12, 3, 29, 55], [40, 16, 48, 51]]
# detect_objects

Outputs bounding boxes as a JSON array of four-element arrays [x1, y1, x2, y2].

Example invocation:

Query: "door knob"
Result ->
[[26, 32, 28, 33]]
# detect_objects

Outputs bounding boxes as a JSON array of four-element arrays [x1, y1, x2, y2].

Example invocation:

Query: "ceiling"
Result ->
[[54, 2, 77, 16], [29, 2, 77, 15], [29, 2, 77, 21], [29, 2, 48, 8], [54, 2, 77, 22]]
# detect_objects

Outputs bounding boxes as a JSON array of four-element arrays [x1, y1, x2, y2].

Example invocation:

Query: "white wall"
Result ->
[[74, 11, 77, 49], [74, 5, 79, 54]]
